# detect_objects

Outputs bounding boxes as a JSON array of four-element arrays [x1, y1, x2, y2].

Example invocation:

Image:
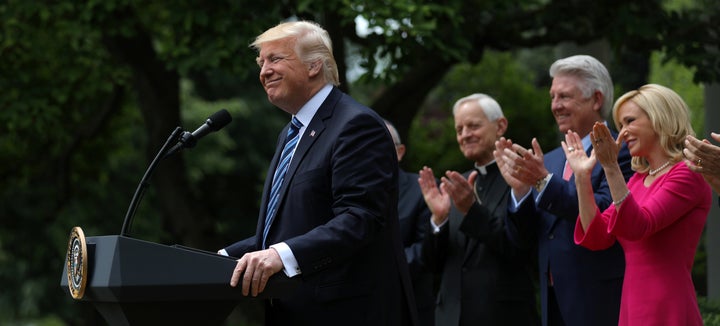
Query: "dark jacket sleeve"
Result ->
[[421, 222, 449, 274], [224, 236, 257, 258], [506, 195, 540, 251]]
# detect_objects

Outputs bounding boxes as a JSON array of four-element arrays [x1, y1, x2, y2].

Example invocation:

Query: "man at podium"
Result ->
[[218, 20, 417, 326]]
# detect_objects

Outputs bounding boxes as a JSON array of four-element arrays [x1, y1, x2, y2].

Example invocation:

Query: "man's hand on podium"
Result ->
[[230, 248, 283, 297]]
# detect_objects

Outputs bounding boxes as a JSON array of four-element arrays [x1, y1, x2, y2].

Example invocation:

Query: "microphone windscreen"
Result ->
[[208, 109, 232, 131]]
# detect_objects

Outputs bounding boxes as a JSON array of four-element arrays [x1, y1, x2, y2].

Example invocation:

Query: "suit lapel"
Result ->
[[279, 89, 338, 198], [544, 150, 567, 233]]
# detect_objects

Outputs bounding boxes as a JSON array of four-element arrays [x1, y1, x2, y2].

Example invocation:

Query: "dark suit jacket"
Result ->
[[398, 170, 435, 326], [225, 87, 417, 326], [423, 163, 539, 326], [507, 131, 633, 326]]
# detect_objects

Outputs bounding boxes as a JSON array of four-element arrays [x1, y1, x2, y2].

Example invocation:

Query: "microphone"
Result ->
[[165, 109, 232, 157]]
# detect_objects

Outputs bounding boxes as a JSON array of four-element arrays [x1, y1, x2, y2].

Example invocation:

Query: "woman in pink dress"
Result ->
[[563, 84, 711, 326]]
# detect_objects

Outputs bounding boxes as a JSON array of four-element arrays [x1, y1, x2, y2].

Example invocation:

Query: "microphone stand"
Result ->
[[120, 126, 183, 237]]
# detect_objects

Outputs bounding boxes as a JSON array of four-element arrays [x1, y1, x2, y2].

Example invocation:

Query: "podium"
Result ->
[[61, 234, 297, 326]]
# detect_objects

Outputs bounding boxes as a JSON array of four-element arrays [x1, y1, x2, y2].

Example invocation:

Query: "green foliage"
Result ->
[[348, 0, 467, 82], [648, 51, 705, 135], [0, 98, 150, 322], [1, 0, 719, 325], [700, 297, 720, 325], [659, 0, 720, 84]]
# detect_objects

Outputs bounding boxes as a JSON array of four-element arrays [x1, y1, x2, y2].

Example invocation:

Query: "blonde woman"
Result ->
[[564, 84, 711, 325]]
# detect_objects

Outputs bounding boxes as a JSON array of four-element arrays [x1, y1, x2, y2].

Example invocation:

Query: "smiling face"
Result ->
[[256, 38, 314, 114], [454, 102, 506, 165], [616, 100, 660, 158], [549, 74, 603, 137]]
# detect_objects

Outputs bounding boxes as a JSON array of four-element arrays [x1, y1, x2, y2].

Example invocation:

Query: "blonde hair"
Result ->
[[612, 84, 695, 173], [251, 20, 340, 86]]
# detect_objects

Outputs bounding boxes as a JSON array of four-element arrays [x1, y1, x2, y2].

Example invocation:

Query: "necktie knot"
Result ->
[[290, 116, 303, 132]]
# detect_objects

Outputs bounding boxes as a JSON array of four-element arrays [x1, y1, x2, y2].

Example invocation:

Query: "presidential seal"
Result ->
[[66, 226, 88, 299]]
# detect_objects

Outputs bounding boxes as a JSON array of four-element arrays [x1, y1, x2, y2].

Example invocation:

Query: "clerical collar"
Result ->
[[474, 160, 496, 176]]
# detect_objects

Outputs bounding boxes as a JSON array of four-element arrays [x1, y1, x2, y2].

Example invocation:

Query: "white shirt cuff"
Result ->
[[270, 242, 301, 277], [430, 218, 448, 234], [510, 190, 531, 212], [217, 249, 229, 256]]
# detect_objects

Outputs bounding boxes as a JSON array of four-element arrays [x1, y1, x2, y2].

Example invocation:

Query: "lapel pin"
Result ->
[[310, 130, 316, 137]]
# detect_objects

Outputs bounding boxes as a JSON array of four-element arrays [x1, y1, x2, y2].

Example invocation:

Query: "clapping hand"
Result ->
[[562, 130, 596, 179], [418, 166, 451, 225], [684, 132, 720, 194], [494, 137, 532, 197], [494, 137, 548, 198], [590, 122, 622, 168]]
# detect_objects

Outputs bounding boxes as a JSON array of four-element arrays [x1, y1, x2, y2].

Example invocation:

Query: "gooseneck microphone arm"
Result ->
[[120, 109, 232, 237], [120, 126, 183, 237]]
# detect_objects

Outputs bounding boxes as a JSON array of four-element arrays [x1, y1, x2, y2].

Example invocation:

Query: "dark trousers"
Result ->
[[548, 286, 566, 326]]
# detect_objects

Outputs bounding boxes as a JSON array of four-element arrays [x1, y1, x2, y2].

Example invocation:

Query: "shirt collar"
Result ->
[[580, 132, 592, 151], [293, 84, 332, 128]]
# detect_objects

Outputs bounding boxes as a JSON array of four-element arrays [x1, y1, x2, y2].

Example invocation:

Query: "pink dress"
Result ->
[[574, 162, 711, 326]]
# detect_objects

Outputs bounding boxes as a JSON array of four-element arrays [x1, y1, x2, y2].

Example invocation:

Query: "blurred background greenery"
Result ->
[[1, 0, 719, 325]]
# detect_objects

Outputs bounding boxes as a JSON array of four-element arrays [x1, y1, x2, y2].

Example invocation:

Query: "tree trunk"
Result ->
[[103, 30, 207, 247], [372, 53, 455, 153]]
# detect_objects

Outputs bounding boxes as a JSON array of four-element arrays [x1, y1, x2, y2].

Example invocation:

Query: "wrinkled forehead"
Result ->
[[550, 74, 587, 94], [255, 39, 297, 63], [257, 37, 296, 54], [454, 103, 490, 124]]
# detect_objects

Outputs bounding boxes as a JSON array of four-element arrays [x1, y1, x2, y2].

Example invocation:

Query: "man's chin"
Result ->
[[266, 93, 282, 106], [461, 150, 478, 161], [557, 125, 571, 134]]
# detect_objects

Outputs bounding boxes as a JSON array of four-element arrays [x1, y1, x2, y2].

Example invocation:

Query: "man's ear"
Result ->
[[308, 61, 322, 76], [396, 144, 406, 162], [496, 117, 508, 137], [592, 90, 604, 113]]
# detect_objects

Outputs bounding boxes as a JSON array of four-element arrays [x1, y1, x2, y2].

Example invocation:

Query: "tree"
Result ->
[[1, 0, 719, 324]]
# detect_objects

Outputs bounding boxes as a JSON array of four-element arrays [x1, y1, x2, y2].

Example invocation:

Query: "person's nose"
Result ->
[[619, 126, 629, 139], [260, 62, 273, 77], [551, 97, 562, 111]]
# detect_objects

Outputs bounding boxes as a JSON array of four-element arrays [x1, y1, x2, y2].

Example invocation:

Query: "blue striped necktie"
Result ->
[[263, 117, 303, 248]]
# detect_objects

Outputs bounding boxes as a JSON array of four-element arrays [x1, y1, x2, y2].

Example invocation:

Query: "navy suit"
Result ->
[[507, 130, 633, 326], [224, 87, 417, 326], [397, 170, 435, 326]]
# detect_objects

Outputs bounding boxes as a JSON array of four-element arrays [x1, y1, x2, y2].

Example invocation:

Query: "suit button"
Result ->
[[548, 233, 555, 240]]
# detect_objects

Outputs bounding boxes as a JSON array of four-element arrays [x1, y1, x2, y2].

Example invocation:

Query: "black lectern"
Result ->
[[61, 234, 297, 325]]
